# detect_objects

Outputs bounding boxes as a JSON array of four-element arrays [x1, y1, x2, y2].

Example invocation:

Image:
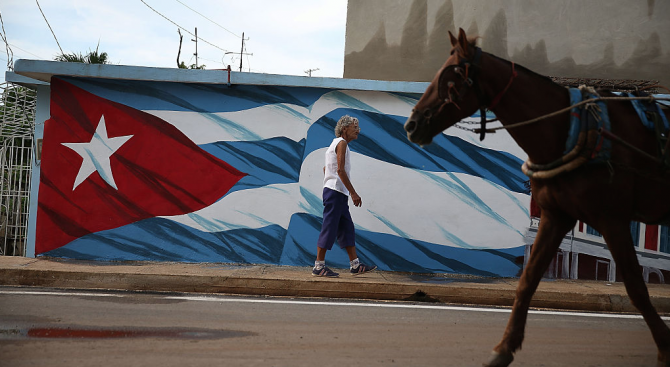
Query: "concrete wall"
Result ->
[[11, 60, 530, 277], [344, 0, 670, 86]]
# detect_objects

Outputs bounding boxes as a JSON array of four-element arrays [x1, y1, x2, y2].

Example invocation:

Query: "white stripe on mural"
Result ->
[[143, 89, 415, 144], [145, 90, 527, 161], [159, 183, 303, 232], [302, 151, 530, 249], [161, 151, 529, 250]]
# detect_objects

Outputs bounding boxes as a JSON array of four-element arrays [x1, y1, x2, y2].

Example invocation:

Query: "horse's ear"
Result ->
[[457, 28, 471, 58], [449, 30, 458, 47]]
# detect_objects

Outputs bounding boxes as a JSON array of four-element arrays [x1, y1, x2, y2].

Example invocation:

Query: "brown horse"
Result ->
[[404, 28, 670, 367]]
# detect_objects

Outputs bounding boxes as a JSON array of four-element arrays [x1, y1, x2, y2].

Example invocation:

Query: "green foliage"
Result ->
[[178, 61, 206, 70], [54, 44, 109, 64]]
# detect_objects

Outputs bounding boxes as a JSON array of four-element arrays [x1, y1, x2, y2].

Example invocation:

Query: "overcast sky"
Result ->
[[0, 0, 348, 84]]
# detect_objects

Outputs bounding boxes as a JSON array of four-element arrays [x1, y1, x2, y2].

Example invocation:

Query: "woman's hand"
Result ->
[[351, 192, 362, 207]]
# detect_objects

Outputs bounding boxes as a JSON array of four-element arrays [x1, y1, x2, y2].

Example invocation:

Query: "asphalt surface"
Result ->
[[2, 256, 670, 314]]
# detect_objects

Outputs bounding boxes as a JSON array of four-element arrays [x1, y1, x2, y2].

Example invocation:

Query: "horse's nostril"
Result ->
[[405, 120, 417, 134]]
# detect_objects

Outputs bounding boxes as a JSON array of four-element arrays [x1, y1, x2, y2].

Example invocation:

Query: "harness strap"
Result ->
[[489, 62, 517, 110], [475, 51, 517, 141], [469, 48, 489, 141]]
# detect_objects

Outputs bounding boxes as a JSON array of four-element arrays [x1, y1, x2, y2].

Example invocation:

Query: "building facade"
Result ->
[[344, 0, 670, 87], [526, 199, 670, 284]]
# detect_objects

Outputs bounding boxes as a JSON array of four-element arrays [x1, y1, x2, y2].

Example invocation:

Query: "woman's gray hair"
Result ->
[[334, 115, 359, 137]]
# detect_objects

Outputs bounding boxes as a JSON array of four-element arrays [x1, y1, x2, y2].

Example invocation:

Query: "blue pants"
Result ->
[[317, 188, 355, 250]]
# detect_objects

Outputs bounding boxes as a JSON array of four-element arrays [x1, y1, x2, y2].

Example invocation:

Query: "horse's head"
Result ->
[[404, 28, 483, 146]]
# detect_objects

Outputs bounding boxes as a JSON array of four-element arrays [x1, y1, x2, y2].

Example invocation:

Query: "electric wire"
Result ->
[[174, 0, 240, 38], [197, 56, 225, 67], [140, 0, 230, 53], [0, 11, 13, 71], [35, 0, 64, 56], [9, 44, 44, 60]]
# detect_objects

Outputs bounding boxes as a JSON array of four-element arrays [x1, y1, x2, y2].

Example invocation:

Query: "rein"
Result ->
[[455, 93, 670, 178], [468, 95, 670, 133]]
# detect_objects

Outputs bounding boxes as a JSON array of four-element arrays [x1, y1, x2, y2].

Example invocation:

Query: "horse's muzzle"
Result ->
[[404, 112, 432, 146]]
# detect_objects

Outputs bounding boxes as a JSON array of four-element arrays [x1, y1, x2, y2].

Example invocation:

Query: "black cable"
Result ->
[[174, 0, 240, 38], [35, 0, 64, 55], [0, 11, 14, 71], [139, 0, 230, 53]]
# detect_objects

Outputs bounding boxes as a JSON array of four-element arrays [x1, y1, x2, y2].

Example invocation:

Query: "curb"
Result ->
[[3, 266, 670, 314]]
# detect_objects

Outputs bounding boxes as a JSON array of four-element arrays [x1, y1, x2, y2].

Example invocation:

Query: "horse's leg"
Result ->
[[601, 222, 670, 367], [485, 209, 576, 367]]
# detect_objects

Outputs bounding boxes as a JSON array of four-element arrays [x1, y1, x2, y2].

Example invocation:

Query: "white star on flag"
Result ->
[[62, 115, 133, 191]]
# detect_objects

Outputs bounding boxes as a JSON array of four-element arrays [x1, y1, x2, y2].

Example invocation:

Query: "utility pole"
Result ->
[[191, 27, 198, 68], [239, 32, 245, 72], [305, 68, 319, 77], [224, 32, 252, 72]]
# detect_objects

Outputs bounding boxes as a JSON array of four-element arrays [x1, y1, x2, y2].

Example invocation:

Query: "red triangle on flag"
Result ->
[[36, 78, 246, 254]]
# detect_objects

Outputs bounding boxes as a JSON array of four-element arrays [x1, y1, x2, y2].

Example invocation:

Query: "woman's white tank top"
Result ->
[[323, 137, 351, 196]]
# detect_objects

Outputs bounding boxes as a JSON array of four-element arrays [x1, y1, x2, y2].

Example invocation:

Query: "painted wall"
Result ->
[[15, 61, 530, 277], [344, 0, 670, 86]]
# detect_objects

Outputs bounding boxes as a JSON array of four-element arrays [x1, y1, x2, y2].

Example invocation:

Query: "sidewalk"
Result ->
[[2, 256, 670, 314]]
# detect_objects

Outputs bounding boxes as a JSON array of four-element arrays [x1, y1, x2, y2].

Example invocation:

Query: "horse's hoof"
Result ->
[[483, 351, 514, 367]]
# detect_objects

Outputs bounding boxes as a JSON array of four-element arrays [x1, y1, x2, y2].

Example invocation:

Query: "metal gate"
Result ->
[[0, 82, 36, 256]]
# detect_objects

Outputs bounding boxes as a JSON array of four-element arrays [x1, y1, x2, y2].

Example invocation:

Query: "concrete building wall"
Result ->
[[344, 0, 670, 86], [10, 60, 530, 277]]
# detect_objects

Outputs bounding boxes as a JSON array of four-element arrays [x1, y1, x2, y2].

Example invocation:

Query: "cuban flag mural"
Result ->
[[36, 76, 530, 277]]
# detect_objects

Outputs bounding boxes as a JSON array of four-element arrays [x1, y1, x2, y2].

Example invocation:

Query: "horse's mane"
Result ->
[[486, 52, 558, 87], [456, 37, 559, 89]]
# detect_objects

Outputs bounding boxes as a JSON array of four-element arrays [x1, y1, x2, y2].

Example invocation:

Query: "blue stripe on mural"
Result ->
[[281, 213, 523, 277], [42, 214, 523, 278], [305, 109, 528, 193], [43, 218, 286, 263], [200, 137, 306, 193], [61, 77, 332, 113]]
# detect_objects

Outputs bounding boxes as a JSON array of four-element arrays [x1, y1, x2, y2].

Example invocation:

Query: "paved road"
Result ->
[[0, 286, 660, 367]]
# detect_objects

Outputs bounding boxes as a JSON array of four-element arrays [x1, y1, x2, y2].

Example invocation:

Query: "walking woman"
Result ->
[[312, 115, 377, 277]]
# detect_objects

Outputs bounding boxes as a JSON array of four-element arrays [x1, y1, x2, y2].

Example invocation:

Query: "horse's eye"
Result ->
[[454, 67, 460, 74]]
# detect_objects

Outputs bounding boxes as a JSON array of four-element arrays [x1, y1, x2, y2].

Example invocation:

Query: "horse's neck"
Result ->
[[481, 55, 571, 165]]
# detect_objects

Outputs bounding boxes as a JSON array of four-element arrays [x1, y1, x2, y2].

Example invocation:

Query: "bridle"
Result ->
[[415, 47, 517, 141]]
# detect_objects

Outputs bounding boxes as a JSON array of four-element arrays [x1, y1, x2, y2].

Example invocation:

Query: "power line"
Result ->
[[35, 0, 64, 56], [139, 0, 230, 53], [0, 11, 14, 71], [9, 44, 45, 60], [174, 0, 240, 39], [197, 56, 225, 67]]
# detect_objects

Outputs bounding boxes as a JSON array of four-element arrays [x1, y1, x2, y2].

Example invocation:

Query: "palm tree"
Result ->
[[54, 43, 109, 64]]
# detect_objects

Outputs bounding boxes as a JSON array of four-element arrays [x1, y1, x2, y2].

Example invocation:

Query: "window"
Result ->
[[630, 221, 640, 247], [660, 226, 670, 254], [586, 225, 601, 237]]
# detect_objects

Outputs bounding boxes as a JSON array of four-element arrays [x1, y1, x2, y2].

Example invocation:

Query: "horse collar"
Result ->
[[470, 48, 489, 140]]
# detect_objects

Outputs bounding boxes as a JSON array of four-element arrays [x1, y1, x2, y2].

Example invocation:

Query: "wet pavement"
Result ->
[[2, 255, 670, 314], [0, 326, 255, 340]]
